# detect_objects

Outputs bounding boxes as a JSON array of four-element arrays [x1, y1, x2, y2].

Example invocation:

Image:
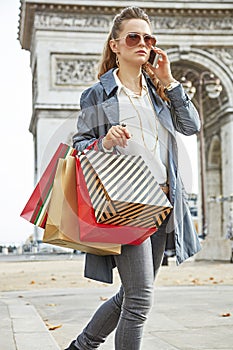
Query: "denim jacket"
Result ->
[[73, 68, 201, 283]]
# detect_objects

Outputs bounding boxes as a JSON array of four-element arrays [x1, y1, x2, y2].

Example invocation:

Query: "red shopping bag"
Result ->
[[20, 143, 77, 228], [76, 156, 156, 245]]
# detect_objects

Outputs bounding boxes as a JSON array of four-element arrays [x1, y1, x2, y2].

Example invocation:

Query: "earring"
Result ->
[[116, 55, 120, 67]]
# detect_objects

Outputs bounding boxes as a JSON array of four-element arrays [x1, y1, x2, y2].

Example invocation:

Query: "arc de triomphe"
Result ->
[[19, 0, 233, 260]]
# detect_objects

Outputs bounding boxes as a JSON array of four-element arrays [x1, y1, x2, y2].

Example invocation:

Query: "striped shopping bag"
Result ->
[[20, 143, 77, 228], [79, 149, 172, 229], [76, 155, 156, 245]]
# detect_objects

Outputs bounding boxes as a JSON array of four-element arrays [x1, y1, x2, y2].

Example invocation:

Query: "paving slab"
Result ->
[[0, 301, 16, 350], [0, 296, 60, 350], [1, 285, 233, 350]]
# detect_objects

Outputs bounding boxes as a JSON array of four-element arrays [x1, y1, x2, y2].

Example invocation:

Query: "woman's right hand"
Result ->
[[148, 47, 175, 87], [103, 125, 131, 150]]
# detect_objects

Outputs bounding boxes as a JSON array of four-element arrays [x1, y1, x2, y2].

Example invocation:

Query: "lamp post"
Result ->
[[181, 72, 222, 239]]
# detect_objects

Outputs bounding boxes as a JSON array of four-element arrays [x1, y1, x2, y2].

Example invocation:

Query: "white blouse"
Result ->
[[113, 69, 169, 185]]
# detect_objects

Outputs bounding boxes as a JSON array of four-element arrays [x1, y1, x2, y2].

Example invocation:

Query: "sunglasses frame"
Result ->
[[114, 32, 156, 48]]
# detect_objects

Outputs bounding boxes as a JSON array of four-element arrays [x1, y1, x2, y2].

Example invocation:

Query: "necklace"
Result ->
[[122, 88, 159, 153], [117, 72, 142, 95]]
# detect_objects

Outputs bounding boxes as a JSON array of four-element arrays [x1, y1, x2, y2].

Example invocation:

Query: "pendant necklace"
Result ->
[[122, 88, 159, 154]]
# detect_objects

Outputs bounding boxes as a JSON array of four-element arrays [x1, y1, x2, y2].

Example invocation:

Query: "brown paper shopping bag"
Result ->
[[43, 156, 121, 255]]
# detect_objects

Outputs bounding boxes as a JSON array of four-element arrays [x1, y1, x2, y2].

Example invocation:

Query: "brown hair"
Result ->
[[98, 6, 167, 101]]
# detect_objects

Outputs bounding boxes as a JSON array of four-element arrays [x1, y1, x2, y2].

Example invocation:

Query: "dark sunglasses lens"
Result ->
[[126, 33, 141, 46], [144, 35, 156, 47]]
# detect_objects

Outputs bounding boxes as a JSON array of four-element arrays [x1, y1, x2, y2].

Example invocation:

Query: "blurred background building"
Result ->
[[18, 0, 233, 260]]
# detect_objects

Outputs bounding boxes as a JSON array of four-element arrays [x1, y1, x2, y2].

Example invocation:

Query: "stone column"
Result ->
[[221, 119, 233, 238], [196, 122, 233, 261]]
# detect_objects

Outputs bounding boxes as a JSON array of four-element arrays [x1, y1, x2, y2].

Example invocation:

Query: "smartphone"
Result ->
[[149, 50, 160, 67]]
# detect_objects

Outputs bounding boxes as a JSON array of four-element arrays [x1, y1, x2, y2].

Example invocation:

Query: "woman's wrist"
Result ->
[[161, 78, 176, 87], [102, 137, 114, 151], [164, 80, 180, 91]]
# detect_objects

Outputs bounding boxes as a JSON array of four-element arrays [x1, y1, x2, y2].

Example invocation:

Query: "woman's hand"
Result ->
[[148, 47, 176, 87], [103, 125, 131, 150]]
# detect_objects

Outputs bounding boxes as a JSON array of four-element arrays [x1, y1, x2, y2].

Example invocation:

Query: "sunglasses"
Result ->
[[114, 32, 156, 48]]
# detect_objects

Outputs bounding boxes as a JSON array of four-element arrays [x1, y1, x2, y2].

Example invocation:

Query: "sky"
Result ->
[[0, 1, 198, 246], [0, 1, 34, 246]]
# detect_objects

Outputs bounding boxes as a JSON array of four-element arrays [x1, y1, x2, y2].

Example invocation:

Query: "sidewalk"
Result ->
[[0, 294, 60, 350], [1, 285, 233, 350]]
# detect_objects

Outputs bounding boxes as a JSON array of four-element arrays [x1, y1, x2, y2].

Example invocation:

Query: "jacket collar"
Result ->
[[99, 68, 118, 96], [100, 68, 163, 111], [100, 68, 153, 97], [99, 68, 175, 136]]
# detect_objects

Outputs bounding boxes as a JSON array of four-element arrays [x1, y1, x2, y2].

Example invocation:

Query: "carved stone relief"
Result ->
[[151, 16, 233, 31], [34, 12, 233, 32], [51, 54, 100, 87], [206, 48, 233, 73], [35, 13, 112, 32]]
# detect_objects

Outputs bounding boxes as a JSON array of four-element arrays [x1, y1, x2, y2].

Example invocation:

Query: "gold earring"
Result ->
[[116, 56, 120, 67]]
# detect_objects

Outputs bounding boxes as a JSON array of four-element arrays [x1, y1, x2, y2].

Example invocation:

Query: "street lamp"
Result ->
[[180, 76, 196, 99], [181, 72, 222, 239]]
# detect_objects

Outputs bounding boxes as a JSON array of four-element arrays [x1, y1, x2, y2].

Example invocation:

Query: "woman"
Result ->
[[66, 6, 201, 350]]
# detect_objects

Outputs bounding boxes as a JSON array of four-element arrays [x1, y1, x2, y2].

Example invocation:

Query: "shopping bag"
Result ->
[[20, 143, 77, 228], [76, 156, 156, 245], [79, 149, 172, 228], [43, 156, 121, 255]]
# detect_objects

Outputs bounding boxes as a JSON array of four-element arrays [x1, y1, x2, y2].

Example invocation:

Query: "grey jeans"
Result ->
[[74, 220, 168, 350]]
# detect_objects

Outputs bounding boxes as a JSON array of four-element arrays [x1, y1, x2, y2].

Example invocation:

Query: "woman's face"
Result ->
[[110, 19, 153, 68]]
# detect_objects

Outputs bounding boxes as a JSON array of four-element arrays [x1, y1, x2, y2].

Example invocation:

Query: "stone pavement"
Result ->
[[0, 294, 60, 350], [1, 285, 233, 350]]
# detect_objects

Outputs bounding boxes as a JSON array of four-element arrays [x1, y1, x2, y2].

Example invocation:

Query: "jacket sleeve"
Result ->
[[72, 87, 107, 152], [166, 84, 201, 136]]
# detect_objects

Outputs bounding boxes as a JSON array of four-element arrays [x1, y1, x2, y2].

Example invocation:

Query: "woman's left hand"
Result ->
[[148, 47, 176, 87]]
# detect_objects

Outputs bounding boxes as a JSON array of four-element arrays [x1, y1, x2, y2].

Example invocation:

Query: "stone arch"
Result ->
[[167, 47, 232, 107], [207, 135, 221, 169], [206, 135, 222, 239], [167, 48, 232, 259]]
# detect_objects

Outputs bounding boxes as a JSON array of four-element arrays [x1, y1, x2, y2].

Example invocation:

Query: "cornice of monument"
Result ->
[[18, 0, 233, 50], [18, 0, 233, 10]]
